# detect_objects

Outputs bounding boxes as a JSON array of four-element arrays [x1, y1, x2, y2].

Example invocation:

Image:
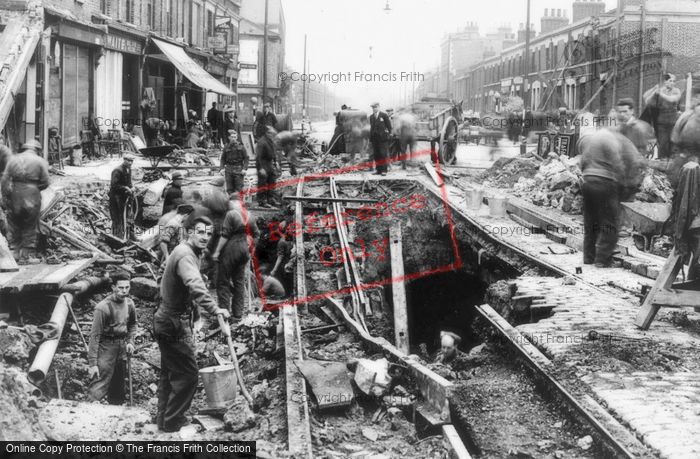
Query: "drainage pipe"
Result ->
[[27, 293, 73, 386]]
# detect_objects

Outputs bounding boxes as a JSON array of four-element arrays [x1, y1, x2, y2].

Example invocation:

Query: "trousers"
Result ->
[[153, 311, 198, 429], [256, 170, 277, 205], [6, 183, 41, 254], [224, 171, 245, 196], [582, 176, 619, 265], [109, 193, 127, 238], [656, 123, 675, 159], [217, 237, 249, 319], [87, 338, 126, 404], [371, 140, 389, 173]]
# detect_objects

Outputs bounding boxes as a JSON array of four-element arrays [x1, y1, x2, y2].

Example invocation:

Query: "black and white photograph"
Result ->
[[1, 0, 700, 457]]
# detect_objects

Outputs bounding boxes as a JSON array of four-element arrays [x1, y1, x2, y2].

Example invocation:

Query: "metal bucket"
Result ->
[[199, 365, 237, 409], [488, 196, 508, 217], [465, 188, 484, 210]]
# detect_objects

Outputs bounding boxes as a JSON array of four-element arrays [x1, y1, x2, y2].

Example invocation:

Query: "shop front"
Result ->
[[45, 13, 104, 148]]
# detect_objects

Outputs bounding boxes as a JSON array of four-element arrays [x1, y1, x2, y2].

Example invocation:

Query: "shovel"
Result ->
[[217, 314, 253, 407], [127, 353, 133, 407]]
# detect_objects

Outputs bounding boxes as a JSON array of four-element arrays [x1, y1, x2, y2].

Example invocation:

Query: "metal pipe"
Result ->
[[27, 293, 73, 386], [282, 195, 379, 204]]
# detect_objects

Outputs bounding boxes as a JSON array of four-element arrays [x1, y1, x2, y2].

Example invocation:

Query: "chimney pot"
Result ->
[[544, 8, 548, 16]]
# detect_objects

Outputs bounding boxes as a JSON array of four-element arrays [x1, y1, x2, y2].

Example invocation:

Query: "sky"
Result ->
[[281, 0, 618, 108]]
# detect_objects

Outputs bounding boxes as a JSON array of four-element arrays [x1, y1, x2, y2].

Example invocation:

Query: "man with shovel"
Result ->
[[154, 216, 230, 432], [87, 272, 137, 405]]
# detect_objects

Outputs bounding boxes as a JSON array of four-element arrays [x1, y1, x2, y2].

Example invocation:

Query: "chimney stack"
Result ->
[[572, 0, 606, 23], [541, 7, 569, 35]]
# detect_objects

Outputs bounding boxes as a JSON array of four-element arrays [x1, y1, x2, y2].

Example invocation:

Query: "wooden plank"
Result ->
[[0, 231, 18, 272], [282, 305, 313, 458], [650, 288, 700, 309], [0, 257, 95, 293], [442, 424, 473, 459], [294, 359, 354, 409], [389, 221, 409, 354], [424, 161, 445, 187], [635, 252, 683, 329]]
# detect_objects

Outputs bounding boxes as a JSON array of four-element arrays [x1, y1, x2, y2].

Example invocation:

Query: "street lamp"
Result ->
[[384, 0, 391, 13]]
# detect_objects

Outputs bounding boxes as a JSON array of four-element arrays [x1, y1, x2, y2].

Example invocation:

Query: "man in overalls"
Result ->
[[87, 272, 137, 404]]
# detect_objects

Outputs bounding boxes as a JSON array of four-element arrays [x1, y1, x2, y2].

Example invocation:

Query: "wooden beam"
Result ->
[[442, 425, 473, 459], [650, 288, 700, 309], [635, 252, 683, 329], [424, 162, 445, 187], [389, 221, 409, 354], [282, 195, 379, 204]]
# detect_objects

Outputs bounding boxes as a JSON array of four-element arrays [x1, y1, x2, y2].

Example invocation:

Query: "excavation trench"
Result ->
[[295, 178, 605, 458]]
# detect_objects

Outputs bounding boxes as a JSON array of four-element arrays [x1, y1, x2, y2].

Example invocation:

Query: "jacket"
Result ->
[[579, 130, 646, 197], [159, 241, 219, 318], [0, 150, 50, 204], [220, 140, 249, 173], [255, 136, 278, 174], [254, 112, 278, 138], [618, 117, 654, 155], [109, 164, 132, 198], [671, 161, 700, 257], [369, 111, 392, 143]]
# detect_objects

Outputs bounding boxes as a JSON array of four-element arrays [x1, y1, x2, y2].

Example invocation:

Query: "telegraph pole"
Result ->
[[523, 0, 531, 110], [302, 34, 307, 120], [262, 0, 269, 105]]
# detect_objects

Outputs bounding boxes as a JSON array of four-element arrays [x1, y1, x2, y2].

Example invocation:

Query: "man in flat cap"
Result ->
[[0, 139, 49, 260], [109, 154, 135, 239], [615, 98, 655, 157], [162, 170, 185, 215], [254, 103, 277, 140], [369, 102, 392, 175]]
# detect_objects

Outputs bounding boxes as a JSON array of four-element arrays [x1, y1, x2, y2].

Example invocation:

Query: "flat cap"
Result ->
[[616, 98, 635, 108], [123, 153, 136, 161], [21, 139, 42, 151], [370, 102, 379, 108], [171, 170, 184, 179]]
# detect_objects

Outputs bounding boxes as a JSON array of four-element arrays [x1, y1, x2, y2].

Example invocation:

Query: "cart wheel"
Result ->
[[438, 117, 459, 165], [167, 153, 184, 167]]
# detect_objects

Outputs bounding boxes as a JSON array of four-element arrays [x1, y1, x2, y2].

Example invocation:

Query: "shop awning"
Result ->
[[152, 38, 235, 96]]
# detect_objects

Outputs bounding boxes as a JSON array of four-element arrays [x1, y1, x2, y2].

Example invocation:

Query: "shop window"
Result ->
[[62, 44, 91, 147], [100, 0, 108, 15], [126, 0, 134, 24]]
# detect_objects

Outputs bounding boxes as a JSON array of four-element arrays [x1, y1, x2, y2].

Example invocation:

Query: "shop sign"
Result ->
[[207, 61, 226, 76], [240, 63, 257, 69], [208, 35, 226, 50], [104, 34, 143, 54], [58, 23, 103, 46]]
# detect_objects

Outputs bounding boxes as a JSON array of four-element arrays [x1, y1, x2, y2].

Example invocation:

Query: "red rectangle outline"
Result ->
[[236, 147, 463, 311]]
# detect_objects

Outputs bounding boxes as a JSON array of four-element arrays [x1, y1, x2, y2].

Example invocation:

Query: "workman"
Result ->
[[220, 130, 249, 197], [579, 130, 645, 267], [270, 221, 294, 296], [222, 109, 242, 142], [207, 102, 220, 143], [158, 204, 194, 263], [212, 201, 259, 323], [644, 73, 681, 159], [615, 98, 655, 156], [162, 171, 184, 215], [0, 139, 50, 260], [254, 103, 277, 140], [369, 102, 392, 175], [109, 154, 135, 239], [154, 216, 230, 432], [255, 126, 280, 208], [87, 272, 137, 405]]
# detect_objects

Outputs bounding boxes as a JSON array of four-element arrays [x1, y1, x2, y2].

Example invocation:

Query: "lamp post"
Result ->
[[262, 0, 269, 105]]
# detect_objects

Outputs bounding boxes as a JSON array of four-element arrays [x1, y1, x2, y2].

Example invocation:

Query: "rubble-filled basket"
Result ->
[[199, 365, 238, 408]]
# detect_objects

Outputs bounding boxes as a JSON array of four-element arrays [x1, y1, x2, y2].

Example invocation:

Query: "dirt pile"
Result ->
[[483, 153, 673, 215]]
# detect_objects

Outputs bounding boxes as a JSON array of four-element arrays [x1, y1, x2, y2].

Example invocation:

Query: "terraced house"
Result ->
[[452, 0, 700, 115]]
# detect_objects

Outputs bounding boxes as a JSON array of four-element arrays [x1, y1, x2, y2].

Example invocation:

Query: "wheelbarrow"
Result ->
[[620, 201, 671, 252], [139, 145, 183, 168]]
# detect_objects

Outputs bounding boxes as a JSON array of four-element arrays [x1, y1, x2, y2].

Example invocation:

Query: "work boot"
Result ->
[[162, 417, 190, 433]]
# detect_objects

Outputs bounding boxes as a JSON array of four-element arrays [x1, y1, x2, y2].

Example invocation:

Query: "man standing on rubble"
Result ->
[[109, 154, 135, 239], [212, 201, 259, 323], [87, 272, 136, 405], [369, 102, 392, 175], [579, 130, 645, 267], [0, 139, 50, 260], [154, 216, 230, 432], [255, 126, 280, 208], [220, 130, 249, 198], [615, 98, 655, 157]]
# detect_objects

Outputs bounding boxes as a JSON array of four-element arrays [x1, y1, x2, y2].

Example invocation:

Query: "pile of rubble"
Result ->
[[482, 153, 673, 215]]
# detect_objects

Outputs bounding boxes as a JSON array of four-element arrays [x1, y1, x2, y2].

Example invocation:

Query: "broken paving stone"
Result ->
[[354, 358, 390, 397], [193, 415, 225, 432], [577, 435, 593, 450], [130, 277, 159, 301], [553, 421, 563, 428], [361, 427, 379, 442], [223, 399, 256, 432], [149, 383, 158, 393], [537, 439, 555, 449], [0, 328, 33, 365]]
